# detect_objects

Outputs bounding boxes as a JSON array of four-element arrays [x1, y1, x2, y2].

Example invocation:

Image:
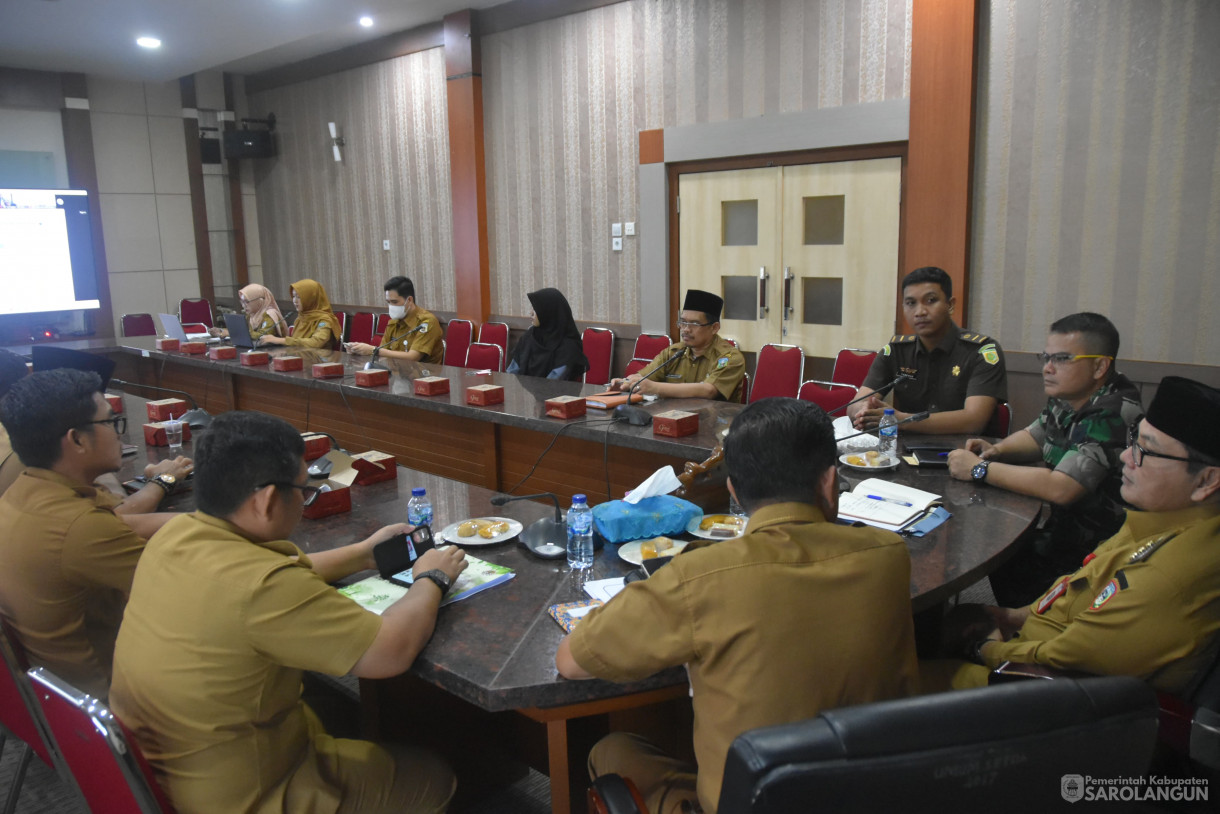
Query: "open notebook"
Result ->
[[837, 478, 942, 532]]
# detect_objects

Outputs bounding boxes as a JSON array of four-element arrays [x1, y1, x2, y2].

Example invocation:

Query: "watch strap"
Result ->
[[150, 475, 175, 496], [414, 569, 451, 595]]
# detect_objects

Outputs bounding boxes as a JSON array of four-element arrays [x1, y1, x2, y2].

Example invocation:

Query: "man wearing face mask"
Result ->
[[346, 276, 442, 364]]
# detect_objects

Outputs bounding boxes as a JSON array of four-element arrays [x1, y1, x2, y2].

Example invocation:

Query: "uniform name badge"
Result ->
[[1035, 577, 1070, 615]]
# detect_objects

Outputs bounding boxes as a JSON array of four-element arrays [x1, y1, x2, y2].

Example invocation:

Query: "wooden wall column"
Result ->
[[444, 10, 491, 325], [180, 76, 216, 304], [904, 0, 979, 324]]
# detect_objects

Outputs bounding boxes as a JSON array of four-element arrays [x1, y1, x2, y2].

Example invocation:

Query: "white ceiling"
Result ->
[[0, 0, 504, 84]]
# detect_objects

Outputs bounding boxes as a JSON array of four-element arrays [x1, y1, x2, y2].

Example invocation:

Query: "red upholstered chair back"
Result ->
[[180, 323, 208, 334], [478, 322, 510, 369], [739, 370, 751, 404], [28, 667, 175, 814], [465, 342, 504, 371], [632, 332, 671, 361], [832, 348, 878, 388], [0, 620, 57, 769], [582, 327, 614, 385], [334, 312, 348, 343], [349, 312, 376, 346], [798, 379, 856, 415], [749, 343, 804, 403], [177, 298, 213, 329], [375, 313, 390, 336], [984, 402, 1012, 438], [444, 319, 473, 367], [624, 358, 650, 377], [120, 314, 157, 337]]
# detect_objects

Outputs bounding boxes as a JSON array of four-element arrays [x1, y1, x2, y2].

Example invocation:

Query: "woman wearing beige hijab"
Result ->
[[238, 283, 288, 340], [259, 279, 342, 349]]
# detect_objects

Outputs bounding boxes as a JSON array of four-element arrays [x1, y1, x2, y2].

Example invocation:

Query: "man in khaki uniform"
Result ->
[[0, 369, 187, 699], [556, 398, 919, 814], [0, 349, 29, 495], [609, 289, 746, 403], [932, 376, 1220, 695], [346, 275, 443, 364], [111, 411, 466, 814]]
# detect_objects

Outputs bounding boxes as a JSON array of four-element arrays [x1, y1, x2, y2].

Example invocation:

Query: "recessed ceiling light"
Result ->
[[136, 36, 161, 49], [359, 16, 374, 28]]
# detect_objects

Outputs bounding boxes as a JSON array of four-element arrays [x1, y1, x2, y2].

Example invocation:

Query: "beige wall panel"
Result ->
[[243, 193, 263, 268], [163, 268, 203, 310], [148, 116, 190, 194], [108, 270, 168, 334], [90, 113, 154, 194], [155, 193, 196, 270], [144, 81, 183, 117], [86, 77, 146, 114], [99, 193, 162, 272]]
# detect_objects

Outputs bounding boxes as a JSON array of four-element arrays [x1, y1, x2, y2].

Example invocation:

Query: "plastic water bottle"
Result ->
[[566, 494, 594, 569], [407, 487, 433, 527], [878, 408, 898, 457]]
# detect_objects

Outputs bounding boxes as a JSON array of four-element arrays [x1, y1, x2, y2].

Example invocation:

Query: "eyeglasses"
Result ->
[[1035, 352, 1112, 366], [260, 481, 323, 506], [80, 415, 127, 435], [1126, 425, 1210, 467], [676, 317, 713, 328]]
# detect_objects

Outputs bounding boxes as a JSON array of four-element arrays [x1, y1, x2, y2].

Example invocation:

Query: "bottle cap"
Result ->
[[411, 487, 426, 496], [883, 408, 895, 415], [573, 494, 587, 503]]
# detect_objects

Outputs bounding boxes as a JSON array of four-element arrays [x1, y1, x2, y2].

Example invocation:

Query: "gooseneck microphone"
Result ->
[[111, 378, 212, 429], [615, 346, 692, 427], [363, 323, 425, 371], [828, 372, 914, 415], [834, 411, 930, 444], [491, 492, 567, 558]]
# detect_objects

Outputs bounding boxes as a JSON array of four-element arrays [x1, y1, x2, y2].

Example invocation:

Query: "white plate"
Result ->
[[838, 453, 901, 471], [618, 538, 689, 566], [685, 515, 747, 540], [439, 517, 524, 546]]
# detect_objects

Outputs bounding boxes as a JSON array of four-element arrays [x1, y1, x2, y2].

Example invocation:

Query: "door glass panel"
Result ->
[[721, 200, 758, 246], [721, 275, 758, 321], [802, 278, 843, 325], [802, 195, 845, 245]]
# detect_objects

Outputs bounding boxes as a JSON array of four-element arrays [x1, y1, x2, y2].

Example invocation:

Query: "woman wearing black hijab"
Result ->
[[506, 288, 590, 381]]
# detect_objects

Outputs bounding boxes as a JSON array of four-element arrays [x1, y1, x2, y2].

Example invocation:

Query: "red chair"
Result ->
[[1, 622, 61, 813], [739, 370, 750, 404], [832, 348, 878, 388], [334, 312, 348, 343], [28, 666, 175, 813], [444, 319, 474, 367], [349, 312, 376, 346], [178, 298, 213, 329], [288, 325, 295, 337], [120, 314, 157, 337], [984, 402, 1012, 438], [632, 332, 671, 361], [749, 343, 804, 403], [181, 323, 208, 335], [624, 358, 651, 377], [478, 322, 510, 370], [582, 327, 615, 385], [465, 342, 504, 372], [375, 313, 390, 336], [798, 379, 856, 415]]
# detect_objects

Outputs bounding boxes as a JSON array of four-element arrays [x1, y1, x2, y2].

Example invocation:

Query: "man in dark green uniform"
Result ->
[[609, 289, 746, 403], [346, 276, 443, 364], [949, 312, 1143, 604], [929, 376, 1220, 695], [849, 267, 1007, 434]]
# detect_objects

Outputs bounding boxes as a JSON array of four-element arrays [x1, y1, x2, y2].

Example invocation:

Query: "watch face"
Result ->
[[972, 462, 987, 481], [159, 474, 176, 485]]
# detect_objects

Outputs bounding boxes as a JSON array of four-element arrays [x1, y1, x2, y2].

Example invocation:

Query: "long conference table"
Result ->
[[49, 339, 1042, 814]]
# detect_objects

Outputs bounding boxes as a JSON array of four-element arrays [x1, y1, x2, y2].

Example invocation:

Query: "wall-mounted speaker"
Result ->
[[223, 129, 275, 159]]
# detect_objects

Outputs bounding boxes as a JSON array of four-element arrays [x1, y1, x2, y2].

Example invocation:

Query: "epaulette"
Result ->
[[958, 332, 993, 344], [889, 334, 916, 343], [1128, 531, 1180, 564]]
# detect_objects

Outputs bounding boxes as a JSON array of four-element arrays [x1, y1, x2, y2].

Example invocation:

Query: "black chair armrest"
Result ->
[[989, 661, 1092, 684], [589, 774, 648, 814]]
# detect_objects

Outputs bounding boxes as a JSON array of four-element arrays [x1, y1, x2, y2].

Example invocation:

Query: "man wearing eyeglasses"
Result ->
[[930, 376, 1220, 693], [0, 369, 190, 700], [112, 411, 466, 814], [608, 289, 746, 403], [948, 312, 1143, 605]]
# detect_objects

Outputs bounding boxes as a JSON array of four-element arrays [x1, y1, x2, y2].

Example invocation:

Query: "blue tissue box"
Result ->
[[592, 495, 702, 544]]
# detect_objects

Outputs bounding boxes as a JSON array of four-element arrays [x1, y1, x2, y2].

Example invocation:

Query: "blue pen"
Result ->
[[866, 494, 913, 507]]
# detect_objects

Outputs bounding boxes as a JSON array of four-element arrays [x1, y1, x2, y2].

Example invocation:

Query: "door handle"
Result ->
[[782, 267, 793, 321], [758, 267, 769, 319]]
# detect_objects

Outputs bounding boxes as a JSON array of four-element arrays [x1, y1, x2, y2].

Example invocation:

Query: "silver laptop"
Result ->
[[223, 313, 257, 348], [159, 313, 219, 343]]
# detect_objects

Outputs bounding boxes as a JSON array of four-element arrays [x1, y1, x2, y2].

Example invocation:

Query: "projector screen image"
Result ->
[[0, 188, 100, 315]]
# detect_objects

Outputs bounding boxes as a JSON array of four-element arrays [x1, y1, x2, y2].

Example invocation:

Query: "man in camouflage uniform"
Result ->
[[949, 312, 1143, 605]]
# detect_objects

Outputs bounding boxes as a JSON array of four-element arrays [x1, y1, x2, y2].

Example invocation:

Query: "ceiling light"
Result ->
[[359, 16, 374, 28], [136, 36, 161, 49]]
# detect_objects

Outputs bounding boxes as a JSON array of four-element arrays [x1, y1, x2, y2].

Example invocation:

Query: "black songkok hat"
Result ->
[[1145, 376, 1220, 461], [682, 289, 724, 322]]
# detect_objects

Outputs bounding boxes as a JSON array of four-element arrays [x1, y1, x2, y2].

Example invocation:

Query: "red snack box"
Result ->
[[104, 393, 124, 414], [312, 362, 345, 379], [466, 384, 505, 406], [302, 482, 351, 519], [155, 338, 180, 351], [273, 355, 303, 372], [653, 409, 699, 438], [351, 451, 398, 486], [240, 351, 270, 366], [354, 368, 390, 387], [143, 421, 192, 447], [301, 433, 330, 461], [146, 398, 187, 421], [208, 345, 237, 361], [545, 395, 587, 419], [181, 341, 208, 355], [414, 376, 450, 396]]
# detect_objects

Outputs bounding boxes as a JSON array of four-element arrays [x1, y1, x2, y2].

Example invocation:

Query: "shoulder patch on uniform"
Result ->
[[1090, 578, 1121, 610], [1128, 532, 1180, 564], [979, 343, 999, 365], [418, 323, 427, 333], [716, 356, 728, 368]]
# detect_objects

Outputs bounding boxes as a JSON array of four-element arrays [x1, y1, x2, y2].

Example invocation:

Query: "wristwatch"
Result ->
[[414, 569, 451, 596], [150, 473, 177, 496], [971, 460, 991, 482]]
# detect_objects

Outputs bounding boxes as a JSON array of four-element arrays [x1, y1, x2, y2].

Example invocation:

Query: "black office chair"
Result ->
[[591, 677, 1158, 813]]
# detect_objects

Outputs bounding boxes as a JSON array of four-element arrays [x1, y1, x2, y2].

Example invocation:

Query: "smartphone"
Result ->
[[375, 526, 435, 581]]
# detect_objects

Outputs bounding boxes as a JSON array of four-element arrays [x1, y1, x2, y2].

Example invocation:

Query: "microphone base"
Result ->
[[180, 408, 212, 429], [519, 518, 567, 559], [364, 360, 389, 371], [614, 404, 652, 426]]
